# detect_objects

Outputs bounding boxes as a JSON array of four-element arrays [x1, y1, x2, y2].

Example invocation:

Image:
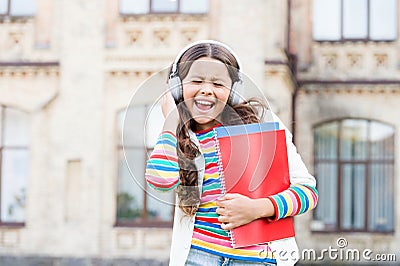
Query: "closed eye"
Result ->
[[213, 82, 226, 88], [191, 80, 203, 84]]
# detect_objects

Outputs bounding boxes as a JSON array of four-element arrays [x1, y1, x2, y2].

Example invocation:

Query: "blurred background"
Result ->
[[0, 0, 399, 265]]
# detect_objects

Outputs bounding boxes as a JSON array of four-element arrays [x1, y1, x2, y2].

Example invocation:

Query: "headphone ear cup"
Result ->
[[168, 76, 183, 104], [229, 79, 244, 105]]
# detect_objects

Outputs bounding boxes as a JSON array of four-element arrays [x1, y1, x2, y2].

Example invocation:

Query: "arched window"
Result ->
[[116, 104, 174, 227], [313, 119, 395, 232], [0, 106, 29, 225]]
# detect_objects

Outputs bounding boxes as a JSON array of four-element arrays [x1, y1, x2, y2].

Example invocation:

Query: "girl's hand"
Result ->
[[162, 85, 180, 132], [216, 193, 275, 230]]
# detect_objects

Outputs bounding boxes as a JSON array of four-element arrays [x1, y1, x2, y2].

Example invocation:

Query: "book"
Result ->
[[213, 122, 295, 248], [214, 122, 279, 138]]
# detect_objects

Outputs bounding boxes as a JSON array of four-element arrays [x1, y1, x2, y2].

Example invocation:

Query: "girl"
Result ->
[[145, 40, 318, 266]]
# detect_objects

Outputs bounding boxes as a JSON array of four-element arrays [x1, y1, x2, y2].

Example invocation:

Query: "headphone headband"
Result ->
[[170, 40, 242, 78]]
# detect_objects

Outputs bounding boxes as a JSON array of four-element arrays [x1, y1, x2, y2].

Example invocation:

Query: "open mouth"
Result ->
[[194, 99, 215, 111]]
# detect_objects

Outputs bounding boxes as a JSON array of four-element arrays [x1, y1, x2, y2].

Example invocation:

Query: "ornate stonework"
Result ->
[[0, 66, 59, 77], [299, 84, 400, 96], [299, 42, 400, 80], [0, 20, 34, 61]]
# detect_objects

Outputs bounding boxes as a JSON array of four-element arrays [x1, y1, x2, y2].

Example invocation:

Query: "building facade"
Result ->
[[0, 0, 399, 264]]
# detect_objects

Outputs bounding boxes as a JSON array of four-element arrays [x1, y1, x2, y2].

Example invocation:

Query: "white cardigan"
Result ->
[[168, 113, 316, 266]]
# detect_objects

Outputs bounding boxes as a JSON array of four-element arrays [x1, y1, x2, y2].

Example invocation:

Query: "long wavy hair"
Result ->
[[173, 43, 267, 216]]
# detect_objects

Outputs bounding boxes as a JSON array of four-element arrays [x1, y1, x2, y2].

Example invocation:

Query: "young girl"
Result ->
[[145, 40, 318, 266]]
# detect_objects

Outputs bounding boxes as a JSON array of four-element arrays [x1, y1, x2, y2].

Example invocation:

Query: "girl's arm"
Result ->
[[145, 88, 180, 191], [145, 130, 180, 191]]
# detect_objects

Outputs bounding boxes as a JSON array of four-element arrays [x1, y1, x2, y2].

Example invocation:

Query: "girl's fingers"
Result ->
[[161, 86, 178, 119], [220, 222, 233, 230], [218, 215, 228, 223], [215, 207, 224, 215]]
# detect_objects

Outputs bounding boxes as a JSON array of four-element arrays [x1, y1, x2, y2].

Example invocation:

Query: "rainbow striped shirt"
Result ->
[[145, 127, 318, 263]]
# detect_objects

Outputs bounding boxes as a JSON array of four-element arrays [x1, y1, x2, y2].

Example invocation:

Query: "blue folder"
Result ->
[[214, 122, 279, 138]]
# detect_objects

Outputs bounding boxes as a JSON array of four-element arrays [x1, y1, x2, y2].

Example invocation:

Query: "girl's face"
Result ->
[[182, 57, 233, 131]]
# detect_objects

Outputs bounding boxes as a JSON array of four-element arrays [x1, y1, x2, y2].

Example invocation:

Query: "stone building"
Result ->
[[0, 0, 399, 264]]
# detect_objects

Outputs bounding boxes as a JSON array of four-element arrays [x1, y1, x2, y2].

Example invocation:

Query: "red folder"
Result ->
[[214, 126, 295, 248]]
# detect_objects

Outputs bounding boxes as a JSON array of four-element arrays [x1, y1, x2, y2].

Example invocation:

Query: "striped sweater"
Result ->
[[145, 126, 318, 263]]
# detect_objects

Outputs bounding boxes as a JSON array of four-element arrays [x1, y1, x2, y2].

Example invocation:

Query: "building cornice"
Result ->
[[298, 79, 400, 86], [119, 13, 208, 23], [106, 70, 155, 78], [0, 62, 59, 67], [0, 62, 60, 77], [298, 81, 400, 95]]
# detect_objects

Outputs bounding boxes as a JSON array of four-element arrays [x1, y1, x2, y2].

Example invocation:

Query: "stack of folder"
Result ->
[[213, 122, 295, 248]]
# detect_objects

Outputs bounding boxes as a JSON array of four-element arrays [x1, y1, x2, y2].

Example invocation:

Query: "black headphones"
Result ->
[[168, 40, 244, 105]]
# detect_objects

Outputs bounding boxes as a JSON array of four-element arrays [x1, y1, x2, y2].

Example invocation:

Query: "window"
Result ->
[[0, 106, 30, 225], [116, 104, 174, 227], [313, 119, 395, 232], [0, 0, 36, 17], [119, 0, 209, 15], [313, 0, 397, 41]]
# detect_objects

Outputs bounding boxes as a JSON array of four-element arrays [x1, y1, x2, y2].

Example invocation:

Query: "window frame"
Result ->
[[312, 118, 395, 233], [0, 0, 36, 18], [0, 0, 12, 16], [313, 0, 398, 42], [0, 105, 28, 227], [119, 0, 209, 15], [115, 106, 174, 228]]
